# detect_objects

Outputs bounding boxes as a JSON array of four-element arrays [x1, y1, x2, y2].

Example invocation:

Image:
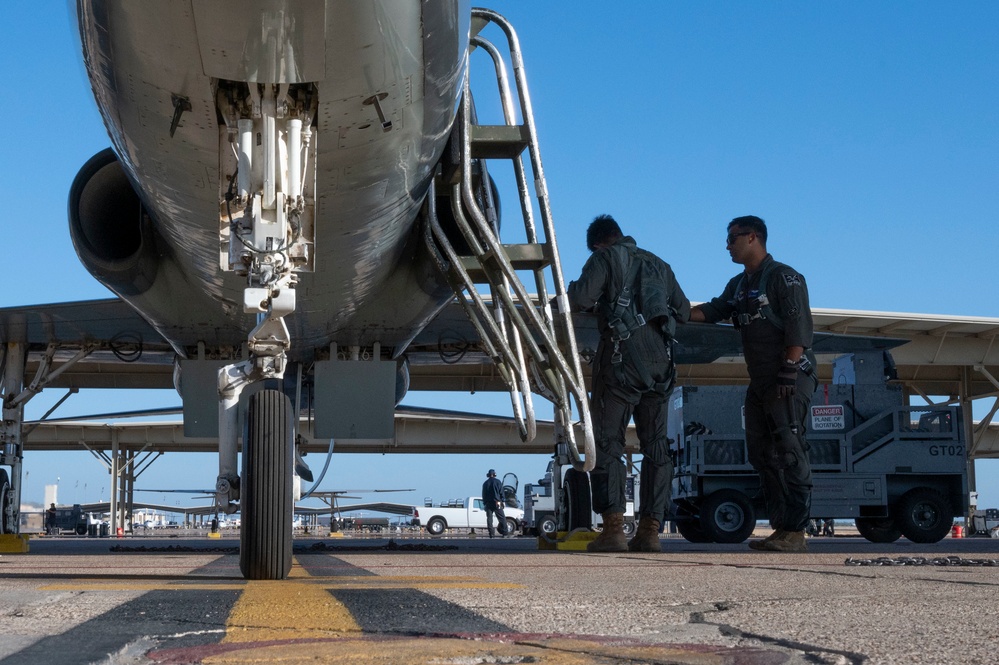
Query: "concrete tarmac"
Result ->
[[1, 532, 997, 664]]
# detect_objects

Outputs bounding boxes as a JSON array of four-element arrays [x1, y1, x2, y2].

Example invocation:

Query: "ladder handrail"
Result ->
[[455, 10, 594, 471], [456, 79, 593, 469], [426, 186, 535, 442]]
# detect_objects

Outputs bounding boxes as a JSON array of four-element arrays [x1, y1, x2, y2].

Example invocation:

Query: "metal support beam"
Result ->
[[1, 343, 25, 534], [961, 366, 976, 523], [109, 429, 120, 535]]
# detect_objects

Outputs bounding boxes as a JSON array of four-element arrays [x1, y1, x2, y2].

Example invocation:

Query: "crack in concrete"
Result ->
[[677, 599, 869, 664]]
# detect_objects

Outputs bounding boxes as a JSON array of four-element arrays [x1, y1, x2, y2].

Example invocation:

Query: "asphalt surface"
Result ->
[[1, 532, 997, 664]]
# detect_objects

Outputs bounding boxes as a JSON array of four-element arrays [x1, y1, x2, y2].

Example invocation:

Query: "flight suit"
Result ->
[[698, 254, 817, 532], [482, 475, 508, 537], [567, 237, 691, 520]]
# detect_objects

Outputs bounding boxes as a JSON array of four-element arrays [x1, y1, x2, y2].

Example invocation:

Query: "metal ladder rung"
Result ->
[[470, 124, 531, 159], [459, 244, 551, 283]]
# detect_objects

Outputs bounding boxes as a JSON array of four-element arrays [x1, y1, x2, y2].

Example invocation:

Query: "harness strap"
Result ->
[[734, 260, 784, 330], [599, 246, 646, 342], [602, 244, 675, 395]]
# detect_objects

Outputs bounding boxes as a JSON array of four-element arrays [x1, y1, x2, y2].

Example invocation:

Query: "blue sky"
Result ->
[[3, 3, 998, 515]]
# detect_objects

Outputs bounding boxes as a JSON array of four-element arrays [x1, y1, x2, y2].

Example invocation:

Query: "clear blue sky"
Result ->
[[3, 3, 998, 514]]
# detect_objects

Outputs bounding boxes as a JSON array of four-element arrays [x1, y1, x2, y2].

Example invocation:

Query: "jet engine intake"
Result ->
[[68, 148, 160, 296]]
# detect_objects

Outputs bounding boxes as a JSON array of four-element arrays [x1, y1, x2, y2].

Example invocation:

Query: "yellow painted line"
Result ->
[[42, 580, 519, 592], [0, 534, 30, 553], [327, 582, 520, 589], [310, 575, 488, 582], [218, 559, 360, 646], [42, 573, 522, 593], [41, 583, 245, 591]]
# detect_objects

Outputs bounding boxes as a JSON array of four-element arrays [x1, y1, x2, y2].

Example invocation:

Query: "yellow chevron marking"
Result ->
[[219, 559, 361, 644]]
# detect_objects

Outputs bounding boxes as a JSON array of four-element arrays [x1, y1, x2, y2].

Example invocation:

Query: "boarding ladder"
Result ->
[[425, 9, 594, 472]]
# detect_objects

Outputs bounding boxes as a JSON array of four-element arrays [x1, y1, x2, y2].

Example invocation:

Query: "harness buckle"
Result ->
[[610, 338, 624, 364]]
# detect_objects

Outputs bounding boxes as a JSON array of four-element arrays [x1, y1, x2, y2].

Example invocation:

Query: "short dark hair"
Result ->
[[728, 215, 768, 244], [586, 214, 622, 252]]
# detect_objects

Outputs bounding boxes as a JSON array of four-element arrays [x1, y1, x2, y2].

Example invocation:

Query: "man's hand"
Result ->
[[777, 363, 797, 398]]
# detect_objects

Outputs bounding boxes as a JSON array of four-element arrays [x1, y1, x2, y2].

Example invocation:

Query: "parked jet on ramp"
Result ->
[[0, 2, 903, 580], [0, 1, 604, 580]]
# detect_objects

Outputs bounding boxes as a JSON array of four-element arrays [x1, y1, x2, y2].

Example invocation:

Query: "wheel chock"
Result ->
[[537, 530, 599, 551], [207, 531, 222, 539], [327, 531, 344, 538], [0, 534, 31, 553]]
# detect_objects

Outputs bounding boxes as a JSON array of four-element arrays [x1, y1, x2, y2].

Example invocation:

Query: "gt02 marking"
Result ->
[[929, 445, 964, 457]]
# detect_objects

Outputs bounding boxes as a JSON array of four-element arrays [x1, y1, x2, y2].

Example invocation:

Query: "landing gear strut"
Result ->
[[215, 80, 317, 580]]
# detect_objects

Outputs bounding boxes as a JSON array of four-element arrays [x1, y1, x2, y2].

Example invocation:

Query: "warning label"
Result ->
[[811, 405, 845, 431]]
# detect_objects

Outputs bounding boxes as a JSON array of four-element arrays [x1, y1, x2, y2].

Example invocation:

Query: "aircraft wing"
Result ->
[[1, 295, 909, 395], [0, 299, 166, 348], [0, 298, 175, 390], [330, 502, 419, 517], [403, 300, 907, 391]]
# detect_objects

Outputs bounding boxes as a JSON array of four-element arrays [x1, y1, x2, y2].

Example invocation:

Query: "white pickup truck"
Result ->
[[419, 497, 523, 536]]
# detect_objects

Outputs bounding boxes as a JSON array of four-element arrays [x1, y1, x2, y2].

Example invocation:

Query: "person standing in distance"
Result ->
[[46, 503, 58, 535], [566, 215, 691, 552], [482, 469, 508, 538], [689, 215, 818, 552]]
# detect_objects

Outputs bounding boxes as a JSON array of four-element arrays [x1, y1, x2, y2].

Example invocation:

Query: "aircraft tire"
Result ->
[[240, 389, 294, 580], [563, 468, 592, 531], [854, 517, 902, 543], [0, 469, 10, 534], [699, 489, 756, 543]]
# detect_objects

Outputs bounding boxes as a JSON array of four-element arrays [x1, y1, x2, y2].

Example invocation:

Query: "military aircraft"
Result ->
[[0, 1, 605, 580], [0, 2, 909, 581]]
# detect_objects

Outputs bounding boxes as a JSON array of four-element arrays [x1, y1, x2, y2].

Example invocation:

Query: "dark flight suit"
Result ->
[[699, 254, 817, 532], [567, 237, 691, 520], [482, 475, 508, 537]]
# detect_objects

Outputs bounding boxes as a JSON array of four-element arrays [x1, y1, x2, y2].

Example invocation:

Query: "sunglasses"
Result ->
[[726, 231, 753, 244]]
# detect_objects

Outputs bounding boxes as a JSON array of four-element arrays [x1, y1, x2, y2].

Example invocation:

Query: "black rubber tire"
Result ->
[[0, 469, 10, 534], [854, 517, 902, 543], [895, 488, 954, 544], [675, 518, 713, 543], [622, 519, 636, 537], [699, 489, 756, 543], [240, 389, 294, 580], [505, 517, 517, 536], [564, 468, 592, 530], [75, 524, 88, 536], [426, 516, 446, 536], [538, 514, 557, 535]]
